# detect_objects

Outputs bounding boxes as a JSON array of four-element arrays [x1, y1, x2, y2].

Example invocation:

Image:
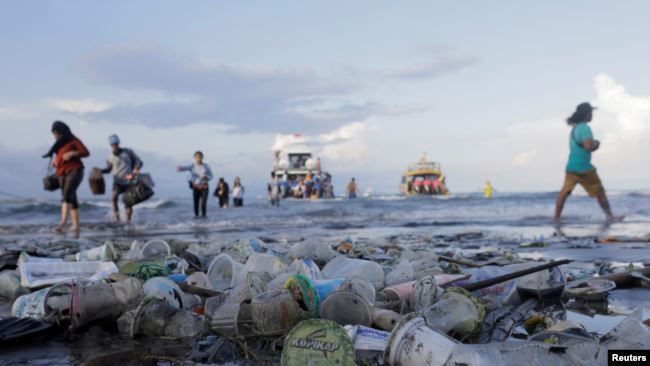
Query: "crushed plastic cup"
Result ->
[[70, 277, 143, 331], [75, 241, 116, 261], [319, 291, 373, 327], [12, 282, 72, 321], [141, 239, 171, 258], [409, 275, 441, 312], [119, 298, 206, 338], [288, 242, 339, 265], [207, 301, 253, 337], [124, 239, 171, 261], [322, 256, 385, 290], [339, 277, 376, 306], [251, 289, 301, 335], [288, 258, 323, 280], [281, 319, 355, 366], [244, 253, 287, 275], [385, 314, 459, 366], [385, 260, 414, 286], [421, 287, 486, 337], [207, 253, 246, 291], [245, 271, 272, 298], [233, 237, 266, 259]]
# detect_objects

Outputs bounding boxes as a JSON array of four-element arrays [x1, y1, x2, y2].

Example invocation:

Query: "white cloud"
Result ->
[[271, 122, 369, 162], [50, 98, 112, 114], [593, 73, 650, 154], [512, 149, 537, 166]]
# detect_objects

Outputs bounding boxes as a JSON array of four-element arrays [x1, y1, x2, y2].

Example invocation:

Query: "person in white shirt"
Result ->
[[232, 177, 245, 207], [177, 151, 213, 217]]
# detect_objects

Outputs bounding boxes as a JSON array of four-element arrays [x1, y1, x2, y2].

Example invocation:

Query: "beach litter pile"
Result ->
[[1, 235, 649, 365]]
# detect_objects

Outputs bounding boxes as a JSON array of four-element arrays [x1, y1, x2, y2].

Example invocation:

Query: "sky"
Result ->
[[1, 1, 649, 198]]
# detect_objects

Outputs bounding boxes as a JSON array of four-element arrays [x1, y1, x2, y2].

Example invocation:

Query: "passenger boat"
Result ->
[[399, 154, 448, 196], [271, 136, 335, 199]]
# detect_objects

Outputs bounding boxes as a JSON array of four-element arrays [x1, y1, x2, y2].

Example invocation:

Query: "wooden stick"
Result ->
[[459, 259, 573, 292]]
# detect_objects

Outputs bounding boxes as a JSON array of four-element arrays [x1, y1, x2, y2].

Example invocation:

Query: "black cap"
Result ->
[[576, 102, 597, 114]]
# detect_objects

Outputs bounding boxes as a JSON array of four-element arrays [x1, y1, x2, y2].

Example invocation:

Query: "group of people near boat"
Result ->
[[273, 171, 335, 200], [42, 102, 623, 236], [407, 175, 445, 195]]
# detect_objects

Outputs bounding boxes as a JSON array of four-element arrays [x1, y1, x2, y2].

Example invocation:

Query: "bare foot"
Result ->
[[71, 226, 80, 239], [51, 225, 66, 234]]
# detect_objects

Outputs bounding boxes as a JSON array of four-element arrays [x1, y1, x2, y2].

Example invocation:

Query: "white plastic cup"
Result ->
[[141, 239, 171, 258], [244, 253, 287, 275], [208, 254, 246, 291], [322, 256, 385, 290], [386, 315, 459, 366], [76, 241, 116, 262], [288, 259, 323, 280]]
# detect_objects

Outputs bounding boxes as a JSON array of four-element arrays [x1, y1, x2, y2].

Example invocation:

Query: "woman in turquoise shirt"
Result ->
[[554, 102, 623, 223]]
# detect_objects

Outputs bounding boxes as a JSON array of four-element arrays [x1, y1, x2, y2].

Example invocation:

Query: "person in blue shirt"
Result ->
[[554, 102, 623, 223]]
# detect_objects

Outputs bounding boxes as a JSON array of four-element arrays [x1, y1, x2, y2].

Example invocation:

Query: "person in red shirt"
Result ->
[[412, 177, 423, 194], [43, 121, 90, 237], [423, 176, 432, 194]]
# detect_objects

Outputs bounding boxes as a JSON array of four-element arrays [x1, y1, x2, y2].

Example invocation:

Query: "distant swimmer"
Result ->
[[484, 180, 494, 198], [554, 102, 624, 223], [346, 178, 358, 199]]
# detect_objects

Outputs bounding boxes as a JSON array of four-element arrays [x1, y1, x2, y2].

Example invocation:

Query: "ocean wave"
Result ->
[[135, 199, 178, 209], [9, 201, 67, 214]]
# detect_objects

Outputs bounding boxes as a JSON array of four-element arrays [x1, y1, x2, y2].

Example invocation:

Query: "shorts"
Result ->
[[560, 169, 605, 197]]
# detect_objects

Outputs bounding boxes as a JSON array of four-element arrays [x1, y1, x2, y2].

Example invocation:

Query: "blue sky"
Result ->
[[1, 1, 649, 197]]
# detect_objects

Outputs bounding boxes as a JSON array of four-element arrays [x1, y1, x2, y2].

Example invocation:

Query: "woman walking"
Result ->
[[554, 102, 624, 223], [232, 177, 245, 207], [214, 178, 230, 208], [177, 151, 213, 217], [43, 121, 90, 237]]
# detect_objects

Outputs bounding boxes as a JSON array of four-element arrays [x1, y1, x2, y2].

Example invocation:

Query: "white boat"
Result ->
[[271, 135, 334, 199]]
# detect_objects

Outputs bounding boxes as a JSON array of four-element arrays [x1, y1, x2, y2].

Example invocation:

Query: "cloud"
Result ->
[[50, 98, 112, 114], [69, 44, 476, 133], [271, 122, 369, 163], [594, 73, 650, 154], [511, 149, 537, 166], [384, 48, 480, 79]]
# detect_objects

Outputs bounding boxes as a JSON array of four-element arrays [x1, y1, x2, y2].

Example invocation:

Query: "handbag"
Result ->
[[43, 159, 60, 191]]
